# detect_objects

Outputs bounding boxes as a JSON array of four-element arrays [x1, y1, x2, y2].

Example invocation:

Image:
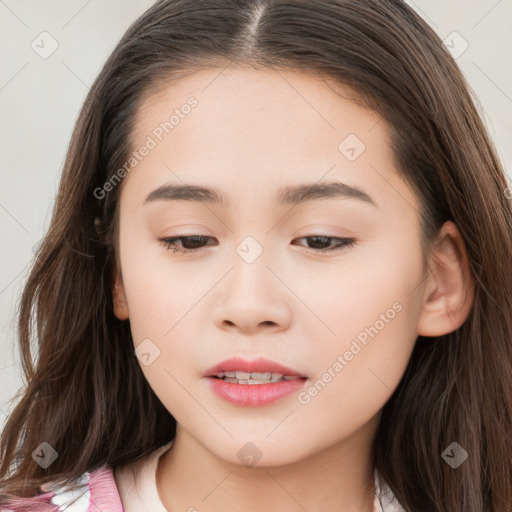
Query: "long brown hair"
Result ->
[[1, 1, 511, 510]]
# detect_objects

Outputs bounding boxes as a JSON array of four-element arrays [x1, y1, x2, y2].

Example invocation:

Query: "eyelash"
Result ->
[[158, 235, 356, 254]]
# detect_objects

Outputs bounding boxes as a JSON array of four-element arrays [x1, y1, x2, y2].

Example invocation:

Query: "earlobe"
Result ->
[[112, 271, 129, 320], [417, 221, 474, 337]]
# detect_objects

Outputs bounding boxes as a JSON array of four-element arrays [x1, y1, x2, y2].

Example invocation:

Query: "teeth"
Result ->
[[221, 371, 285, 380], [229, 378, 276, 385], [252, 372, 272, 379], [215, 371, 302, 384]]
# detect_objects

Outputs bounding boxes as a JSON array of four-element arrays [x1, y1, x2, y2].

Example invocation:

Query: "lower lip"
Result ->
[[206, 377, 308, 407]]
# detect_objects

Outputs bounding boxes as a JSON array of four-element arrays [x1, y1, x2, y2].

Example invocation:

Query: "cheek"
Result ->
[[117, 223, 207, 343], [297, 236, 424, 421], [117, 245, 213, 413], [298, 314, 416, 448]]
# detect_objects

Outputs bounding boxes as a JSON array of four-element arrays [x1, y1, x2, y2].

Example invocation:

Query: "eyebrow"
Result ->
[[143, 181, 377, 208]]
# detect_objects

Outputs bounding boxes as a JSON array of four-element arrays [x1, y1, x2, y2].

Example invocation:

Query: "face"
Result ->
[[113, 67, 429, 466]]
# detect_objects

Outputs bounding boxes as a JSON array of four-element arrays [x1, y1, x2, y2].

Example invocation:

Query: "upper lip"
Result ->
[[204, 357, 307, 378]]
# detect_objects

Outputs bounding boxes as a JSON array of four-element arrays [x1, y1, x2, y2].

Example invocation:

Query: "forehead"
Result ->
[[132, 66, 383, 152], [122, 67, 418, 217]]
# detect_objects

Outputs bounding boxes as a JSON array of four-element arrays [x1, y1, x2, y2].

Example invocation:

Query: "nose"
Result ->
[[212, 255, 292, 335]]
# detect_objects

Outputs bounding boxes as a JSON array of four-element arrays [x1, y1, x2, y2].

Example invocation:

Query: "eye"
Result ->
[[159, 235, 216, 253], [291, 235, 356, 252], [158, 235, 356, 254]]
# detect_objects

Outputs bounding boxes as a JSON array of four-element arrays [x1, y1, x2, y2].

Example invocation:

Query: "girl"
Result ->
[[1, 0, 511, 511]]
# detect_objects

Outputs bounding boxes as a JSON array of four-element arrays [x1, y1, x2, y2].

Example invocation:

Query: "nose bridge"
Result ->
[[230, 233, 275, 297], [213, 232, 292, 332], [235, 233, 267, 266]]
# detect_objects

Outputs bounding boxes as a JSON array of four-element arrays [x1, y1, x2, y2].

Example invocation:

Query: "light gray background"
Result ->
[[1, 0, 511, 432]]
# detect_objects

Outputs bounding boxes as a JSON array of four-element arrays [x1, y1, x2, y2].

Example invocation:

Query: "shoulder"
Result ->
[[1, 466, 124, 512]]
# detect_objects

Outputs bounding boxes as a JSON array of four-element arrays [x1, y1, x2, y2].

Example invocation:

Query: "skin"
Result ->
[[111, 67, 473, 512]]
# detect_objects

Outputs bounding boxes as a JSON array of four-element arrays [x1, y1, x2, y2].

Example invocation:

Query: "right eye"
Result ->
[[158, 235, 217, 254]]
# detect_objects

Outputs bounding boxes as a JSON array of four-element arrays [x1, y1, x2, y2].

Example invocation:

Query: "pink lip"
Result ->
[[203, 356, 306, 378], [206, 378, 307, 407], [203, 357, 308, 407]]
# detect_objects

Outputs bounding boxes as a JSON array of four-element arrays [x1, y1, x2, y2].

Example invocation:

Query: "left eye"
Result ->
[[158, 235, 356, 254], [292, 235, 356, 252]]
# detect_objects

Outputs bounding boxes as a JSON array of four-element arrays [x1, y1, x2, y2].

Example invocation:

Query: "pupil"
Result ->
[[308, 236, 329, 249], [183, 236, 205, 249]]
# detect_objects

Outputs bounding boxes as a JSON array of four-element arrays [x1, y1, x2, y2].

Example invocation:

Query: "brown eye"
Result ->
[[292, 236, 356, 252], [159, 235, 216, 253]]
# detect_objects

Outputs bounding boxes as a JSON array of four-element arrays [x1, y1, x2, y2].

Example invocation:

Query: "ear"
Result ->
[[112, 269, 129, 320], [417, 221, 474, 337]]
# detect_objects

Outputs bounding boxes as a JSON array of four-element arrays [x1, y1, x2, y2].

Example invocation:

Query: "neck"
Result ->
[[156, 417, 379, 512]]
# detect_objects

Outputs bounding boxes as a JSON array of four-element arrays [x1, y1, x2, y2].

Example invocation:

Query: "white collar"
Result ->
[[373, 466, 407, 512]]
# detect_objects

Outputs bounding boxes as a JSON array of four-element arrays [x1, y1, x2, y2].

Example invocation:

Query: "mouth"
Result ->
[[204, 357, 308, 406], [210, 371, 306, 385], [204, 356, 307, 381]]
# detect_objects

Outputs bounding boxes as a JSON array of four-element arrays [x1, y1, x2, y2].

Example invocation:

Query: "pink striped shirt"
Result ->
[[1, 441, 405, 511]]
